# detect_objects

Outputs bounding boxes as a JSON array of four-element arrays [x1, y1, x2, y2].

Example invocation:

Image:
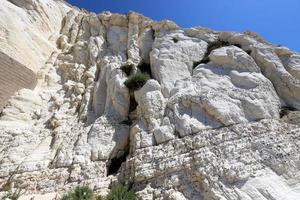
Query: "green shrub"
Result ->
[[124, 73, 150, 91], [106, 184, 135, 200], [121, 64, 134, 76], [61, 186, 94, 200]]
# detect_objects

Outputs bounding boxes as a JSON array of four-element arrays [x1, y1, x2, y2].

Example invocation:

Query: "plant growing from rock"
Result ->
[[124, 73, 150, 91], [106, 184, 135, 200], [61, 186, 94, 200]]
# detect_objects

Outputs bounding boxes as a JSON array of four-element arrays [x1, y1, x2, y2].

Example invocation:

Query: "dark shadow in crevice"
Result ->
[[192, 61, 203, 69], [280, 106, 297, 118], [172, 38, 179, 43], [120, 118, 132, 126], [138, 63, 152, 78], [107, 149, 129, 176], [246, 50, 252, 55], [120, 64, 134, 76], [129, 94, 138, 113]]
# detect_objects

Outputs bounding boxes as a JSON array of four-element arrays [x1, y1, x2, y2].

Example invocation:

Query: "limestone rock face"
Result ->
[[150, 29, 207, 97], [0, 0, 72, 110], [0, 1, 300, 200]]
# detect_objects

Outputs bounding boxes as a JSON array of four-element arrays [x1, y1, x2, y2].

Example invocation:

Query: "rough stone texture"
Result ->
[[150, 29, 207, 97], [1, 0, 300, 200], [127, 120, 300, 200], [0, 0, 71, 110]]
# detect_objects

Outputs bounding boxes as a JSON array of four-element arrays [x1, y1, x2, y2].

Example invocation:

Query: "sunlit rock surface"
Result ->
[[1, 0, 300, 199]]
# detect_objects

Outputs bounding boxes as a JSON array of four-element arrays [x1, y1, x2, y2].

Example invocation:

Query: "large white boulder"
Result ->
[[167, 46, 280, 137], [209, 45, 260, 72]]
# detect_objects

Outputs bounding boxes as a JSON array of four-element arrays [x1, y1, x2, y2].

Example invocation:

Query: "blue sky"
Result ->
[[66, 0, 300, 52]]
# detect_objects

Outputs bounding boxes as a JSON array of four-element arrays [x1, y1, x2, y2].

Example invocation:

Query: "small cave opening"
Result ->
[[107, 150, 129, 176]]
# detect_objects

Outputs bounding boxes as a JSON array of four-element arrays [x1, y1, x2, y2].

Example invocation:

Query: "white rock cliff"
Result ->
[[0, 0, 300, 199]]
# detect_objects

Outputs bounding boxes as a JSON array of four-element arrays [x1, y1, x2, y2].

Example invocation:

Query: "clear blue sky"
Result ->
[[66, 0, 300, 52]]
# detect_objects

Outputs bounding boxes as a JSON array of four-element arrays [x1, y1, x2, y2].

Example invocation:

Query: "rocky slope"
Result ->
[[1, 0, 300, 199]]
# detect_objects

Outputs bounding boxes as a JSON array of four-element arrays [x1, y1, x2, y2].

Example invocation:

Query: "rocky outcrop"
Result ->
[[0, 0, 300, 199]]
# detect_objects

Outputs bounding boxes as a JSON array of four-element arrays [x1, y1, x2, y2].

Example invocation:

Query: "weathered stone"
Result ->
[[1, 1, 300, 200], [150, 29, 207, 97]]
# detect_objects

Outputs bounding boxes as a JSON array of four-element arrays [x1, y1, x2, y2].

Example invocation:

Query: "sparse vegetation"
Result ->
[[124, 73, 150, 91], [106, 184, 135, 200], [61, 185, 135, 200], [61, 186, 94, 200]]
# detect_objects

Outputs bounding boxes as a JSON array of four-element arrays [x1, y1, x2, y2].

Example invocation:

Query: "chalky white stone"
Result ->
[[0, 0, 300, 199]]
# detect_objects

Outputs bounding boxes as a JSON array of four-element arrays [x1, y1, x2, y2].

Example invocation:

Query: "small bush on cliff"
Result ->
[[61, 186, 94, 200], [106, 184, 135, 200], [124, 73, 150, 91], [61, 184, 135, 200]]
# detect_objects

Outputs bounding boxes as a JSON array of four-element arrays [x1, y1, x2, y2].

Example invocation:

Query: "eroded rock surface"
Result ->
[[0, 0, 300, 200]]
